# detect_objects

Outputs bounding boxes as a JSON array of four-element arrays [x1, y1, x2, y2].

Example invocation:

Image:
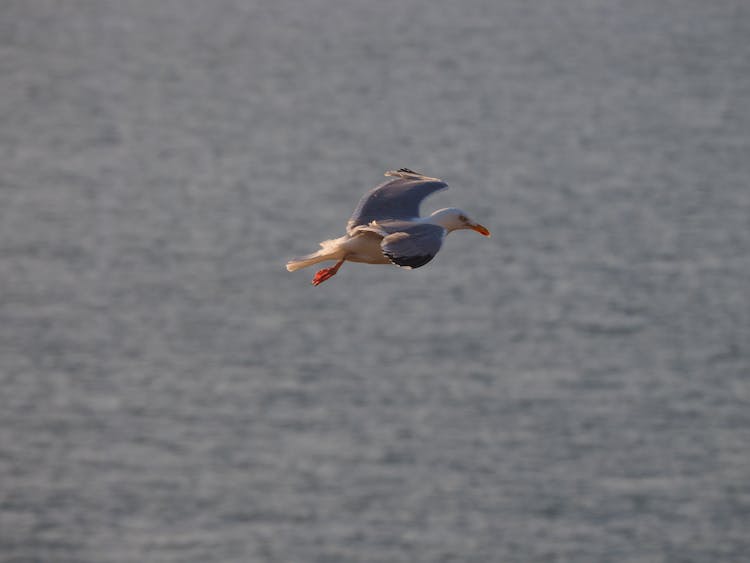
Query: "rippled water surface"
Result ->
[[1, 1, 749, 561]]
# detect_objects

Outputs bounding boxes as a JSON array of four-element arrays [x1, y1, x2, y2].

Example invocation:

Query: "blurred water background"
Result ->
[[1, 0, 749, 561]]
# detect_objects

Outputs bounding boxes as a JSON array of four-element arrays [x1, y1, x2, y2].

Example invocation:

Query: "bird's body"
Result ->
[[286, 168, 490, 285]]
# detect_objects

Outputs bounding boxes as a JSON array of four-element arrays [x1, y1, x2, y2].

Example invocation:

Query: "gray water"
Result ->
[[1, 1, 749, 561]]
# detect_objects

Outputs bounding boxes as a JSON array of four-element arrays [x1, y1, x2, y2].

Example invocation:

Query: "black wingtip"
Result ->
[[384, 252, 435, 269], [385, 168, 442, 182]]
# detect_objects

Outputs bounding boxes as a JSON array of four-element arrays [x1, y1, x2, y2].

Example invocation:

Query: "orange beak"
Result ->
[[471, 223, 491, 237]]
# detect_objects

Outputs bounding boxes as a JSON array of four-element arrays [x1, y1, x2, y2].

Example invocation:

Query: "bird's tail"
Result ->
[[285, 238, 343, 272]]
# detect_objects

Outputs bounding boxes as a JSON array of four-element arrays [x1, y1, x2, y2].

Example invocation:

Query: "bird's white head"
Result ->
[[428, 208, 491, 236]]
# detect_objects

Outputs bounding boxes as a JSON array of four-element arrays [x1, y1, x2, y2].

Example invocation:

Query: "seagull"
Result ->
[[286, 168, 490, 286]]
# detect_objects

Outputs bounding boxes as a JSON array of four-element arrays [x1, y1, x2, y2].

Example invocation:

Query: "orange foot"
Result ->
[[311, 259, 344, 286]]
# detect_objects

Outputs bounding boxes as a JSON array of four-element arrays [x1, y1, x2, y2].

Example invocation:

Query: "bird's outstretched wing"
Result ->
[[347, 170, 447, 234], [379, 223, 446, 269]]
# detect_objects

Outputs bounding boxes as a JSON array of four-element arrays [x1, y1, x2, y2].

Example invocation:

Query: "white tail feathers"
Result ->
[[285, 238, 344, 272], [286, 253, 329, 272]]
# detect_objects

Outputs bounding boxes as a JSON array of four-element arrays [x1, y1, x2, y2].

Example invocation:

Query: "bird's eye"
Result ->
[[459, 215, 468, 222]]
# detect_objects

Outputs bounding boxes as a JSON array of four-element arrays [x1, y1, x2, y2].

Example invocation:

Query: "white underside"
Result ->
[[285, 230, 390, 272]]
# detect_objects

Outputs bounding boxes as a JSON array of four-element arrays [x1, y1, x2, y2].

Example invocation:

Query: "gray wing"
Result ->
[[347, 178, 448, 234], [380, 223, 446, 269]]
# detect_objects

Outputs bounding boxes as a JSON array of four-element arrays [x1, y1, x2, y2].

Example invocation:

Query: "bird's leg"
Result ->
[[311, 257, 345, 286]]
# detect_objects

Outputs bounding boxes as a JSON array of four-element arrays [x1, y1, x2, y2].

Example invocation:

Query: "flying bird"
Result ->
[[286, 168, 490, 286]]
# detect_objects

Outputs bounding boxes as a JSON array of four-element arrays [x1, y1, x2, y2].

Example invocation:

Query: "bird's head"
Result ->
[[429, 208, 491, 236]]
